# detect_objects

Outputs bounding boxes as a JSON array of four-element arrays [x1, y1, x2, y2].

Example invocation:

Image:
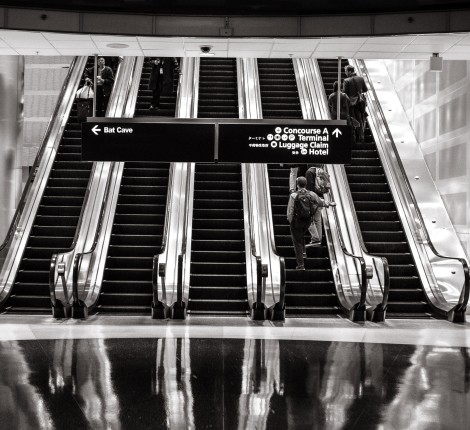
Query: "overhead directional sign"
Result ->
[[218, 121, 351, 164], [82, 118, 352, 164], [82, 119, 215, 162]]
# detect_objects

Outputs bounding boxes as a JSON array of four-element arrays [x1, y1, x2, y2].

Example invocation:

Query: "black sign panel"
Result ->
[[218, 121, 351, 164], [82, 120, 215, 162]]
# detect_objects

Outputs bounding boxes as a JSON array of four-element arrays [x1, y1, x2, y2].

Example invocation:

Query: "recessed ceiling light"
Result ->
[[106, 43, 129, 49]]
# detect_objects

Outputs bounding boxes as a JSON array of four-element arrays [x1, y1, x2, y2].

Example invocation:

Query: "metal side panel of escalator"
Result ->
[[187, 58, 248, 315], [93, 58, 177, 314], [317, 59, 434, 318], [257, 58, 341, 317], [1, 57, 96, 314]]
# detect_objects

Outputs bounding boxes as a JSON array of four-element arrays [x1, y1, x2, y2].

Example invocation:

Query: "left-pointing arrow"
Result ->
[[92, 125, 102, 135]]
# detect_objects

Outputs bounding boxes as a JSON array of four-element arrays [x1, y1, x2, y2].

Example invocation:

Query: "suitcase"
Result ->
[[76, 99, 93, 122]]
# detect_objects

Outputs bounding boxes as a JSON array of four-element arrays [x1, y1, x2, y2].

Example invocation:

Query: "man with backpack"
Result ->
[[306, 166, 331, 247], [287, 176, 336, 270]]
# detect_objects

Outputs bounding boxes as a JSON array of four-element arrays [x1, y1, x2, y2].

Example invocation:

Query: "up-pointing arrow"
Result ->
[[92, 125, 102, 136], [332, 128, 342, 138]]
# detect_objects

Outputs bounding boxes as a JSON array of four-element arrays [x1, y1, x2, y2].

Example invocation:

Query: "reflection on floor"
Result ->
[[1, 316, 470, 429]]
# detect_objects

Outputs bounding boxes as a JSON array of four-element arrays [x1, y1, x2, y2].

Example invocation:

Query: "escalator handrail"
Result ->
[[355, 59, 469, 311], [155, 69, 184, 305], [310, 58, 391, 309], [71, 162, 117, 303], [0, 57, 82, 255], [49, 57, 126, 284], [49, 58, 127, 305], [261, 165, 287, 309], [68, 57, 139, 305], [328, 184, 368, 309]]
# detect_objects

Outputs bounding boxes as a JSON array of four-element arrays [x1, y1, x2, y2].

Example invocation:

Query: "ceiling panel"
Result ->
[[143, 49, 186, 57], [93, 41, 142, 50], [184, 42, 228, 50], [320, 37, 368, 44], [42, 32, 92, 41], [312, 51, 356, 58], [55, 48, 103, 56], [50, 40, 97, 49], [359, 44, 404, 52], [0, 47, 18, 54], [270, 52, 310, 58], [365, 35, 416, 45], [16, 48, 59, 55], [272, 43, 315, 52], [98, 49, 144, 56], [229, 42, 272, 51], [402, 44, 457, 53], [355, 51, 398, 59], [91, 35, 138, 42], [184, 50, 228, 57], [395, 52, 431, 59], [139, 42, 184, 50], [315, 43, 362, 52]]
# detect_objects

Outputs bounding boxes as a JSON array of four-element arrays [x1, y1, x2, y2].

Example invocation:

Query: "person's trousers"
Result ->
[[289, 219, 310, 267], [289, 165, 308, 192], [151, 80, 164, 107], [308, 208, 323, 243], [351, 104, 366, 141]]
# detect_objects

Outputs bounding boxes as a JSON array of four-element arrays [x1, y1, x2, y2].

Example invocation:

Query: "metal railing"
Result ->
[[48, 57, 136, 317], [355, 59, 469, 322]]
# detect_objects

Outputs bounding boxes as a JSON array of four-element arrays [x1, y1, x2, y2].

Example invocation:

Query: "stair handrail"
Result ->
[[301, 58, 390, 319], [239, 58, 285, 319], [49, 57, 129, 315], [154, 65, 185, 315], [245, 163, 269, 314], [260, 165, 287, 316], [70, 162, 117, 310], [151, 163, 176, 310], [327, 183, 370, 315], [0, 57, 81, 256], [355, 59, 469, 320]]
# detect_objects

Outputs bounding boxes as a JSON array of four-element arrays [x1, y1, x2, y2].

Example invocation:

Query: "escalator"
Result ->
[[94, 59, 176, 314], [1, 57, 95, 314], [317, 59, 433, 318], [257, 58, 340, 316], [187, 58, 248, 315]]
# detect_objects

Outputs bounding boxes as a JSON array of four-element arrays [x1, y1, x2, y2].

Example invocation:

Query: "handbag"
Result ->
[[76, 83, 94, 99]]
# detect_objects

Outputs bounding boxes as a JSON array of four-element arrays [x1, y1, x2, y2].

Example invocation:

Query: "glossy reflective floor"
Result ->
[[1, 316, 470, 429]]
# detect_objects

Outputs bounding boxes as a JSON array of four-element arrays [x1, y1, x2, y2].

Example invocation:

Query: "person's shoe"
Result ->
[[306, 241, 321, 247], [296, 265, 305, 270]]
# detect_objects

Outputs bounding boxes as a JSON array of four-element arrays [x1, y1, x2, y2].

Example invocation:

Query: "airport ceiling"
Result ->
[[1, 30, 470, 59], [0, 0, 469, 15], [1, 1, 470, 59]]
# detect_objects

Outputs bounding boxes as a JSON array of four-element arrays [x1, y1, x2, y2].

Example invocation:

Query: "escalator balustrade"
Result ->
[[2, 58, 96, 314], [317, 59, 433, 318], [95, 58, 176, 313], [258, 59, 340, 316], [188, 58, 248, 315]]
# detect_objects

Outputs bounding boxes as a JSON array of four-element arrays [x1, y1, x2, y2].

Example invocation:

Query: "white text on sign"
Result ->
[[104, 127, 134, 134]]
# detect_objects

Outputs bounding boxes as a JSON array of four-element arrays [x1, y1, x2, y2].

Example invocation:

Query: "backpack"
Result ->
[[294, 191, 315, 221], [307, 167, 331, 195]]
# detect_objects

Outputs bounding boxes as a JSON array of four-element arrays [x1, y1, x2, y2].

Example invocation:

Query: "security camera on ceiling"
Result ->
[[200, 45, 214, 55]]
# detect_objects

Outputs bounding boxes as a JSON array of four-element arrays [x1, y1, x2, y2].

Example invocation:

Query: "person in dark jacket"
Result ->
[[287, 176, 335, 270], [85, 57, 114, 117], [328, 81, 351, 120], [342, 65, 368, 142], [147, 57, 180, 111]]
